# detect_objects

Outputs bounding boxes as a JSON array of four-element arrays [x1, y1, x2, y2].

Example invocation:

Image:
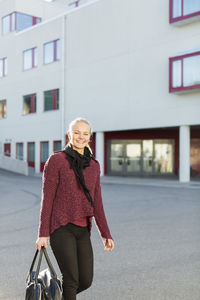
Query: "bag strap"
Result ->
[[42, 247, 58, 278], [35, 248, 43, 284], [26, 249, 39, 283], [26, 247, 58, 284]]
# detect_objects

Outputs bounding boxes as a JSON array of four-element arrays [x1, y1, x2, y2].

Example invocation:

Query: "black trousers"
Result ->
[[50, 222, 94, 300]]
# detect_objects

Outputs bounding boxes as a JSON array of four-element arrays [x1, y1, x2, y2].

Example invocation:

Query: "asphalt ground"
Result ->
[[0, 169, 200, 300]]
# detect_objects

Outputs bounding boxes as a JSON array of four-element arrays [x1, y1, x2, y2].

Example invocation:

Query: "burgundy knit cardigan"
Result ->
[[38, 152, 113, 245]]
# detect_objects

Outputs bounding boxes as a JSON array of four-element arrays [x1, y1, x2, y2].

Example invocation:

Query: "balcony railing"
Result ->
[[169, 0, 200, 24], [169, 51, 200, 93]]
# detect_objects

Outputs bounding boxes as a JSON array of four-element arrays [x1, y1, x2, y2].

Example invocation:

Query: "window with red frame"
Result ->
[[2, 12, 41, 35], [23, 94, 36, 114], [44, 89, 59, 111], [170, 0, 200, 23], [0, 58, 7, 77], [44, 39, 60, 64], [0, 100, 7, 118], [53, 140, 62, 152], [23, 48, 38, 70], [69, 0, 80, 8], [169, 51, 200, 93]]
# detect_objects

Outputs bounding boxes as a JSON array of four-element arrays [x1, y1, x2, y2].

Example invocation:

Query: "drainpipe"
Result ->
[[61, 14, 67, 148]]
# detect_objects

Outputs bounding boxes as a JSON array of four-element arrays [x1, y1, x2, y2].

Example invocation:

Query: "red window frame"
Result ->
[[169, 0, 200, 24], [0, 100, 6, 118], [169, 51, 200, 93]]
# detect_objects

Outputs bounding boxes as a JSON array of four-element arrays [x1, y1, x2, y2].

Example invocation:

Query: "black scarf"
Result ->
[[61, 144, 97, 208]]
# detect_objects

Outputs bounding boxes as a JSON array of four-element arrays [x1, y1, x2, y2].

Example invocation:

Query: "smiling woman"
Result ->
[[36, 117, 114, 300]]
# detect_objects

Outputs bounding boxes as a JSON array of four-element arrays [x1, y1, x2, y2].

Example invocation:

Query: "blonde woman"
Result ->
[[36, 117, 114, 300]]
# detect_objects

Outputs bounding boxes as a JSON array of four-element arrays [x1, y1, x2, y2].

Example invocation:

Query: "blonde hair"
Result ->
[[67, 117, 93, 154]]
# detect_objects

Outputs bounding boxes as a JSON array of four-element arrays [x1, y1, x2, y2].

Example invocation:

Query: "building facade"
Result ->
[[0, 0, 200, 181]]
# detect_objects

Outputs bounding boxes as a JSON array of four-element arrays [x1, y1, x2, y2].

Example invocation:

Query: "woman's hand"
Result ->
[[104, 239, 114, 251], [36, 237, 48, 251]]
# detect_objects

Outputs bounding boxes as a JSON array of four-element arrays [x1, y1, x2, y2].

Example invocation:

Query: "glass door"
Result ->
[[142, 140, 153, 173], [109, 142, 125, 174], [108, 140, 142, 175], [153, 140, 174, 174], [125, 141, 142, 175]]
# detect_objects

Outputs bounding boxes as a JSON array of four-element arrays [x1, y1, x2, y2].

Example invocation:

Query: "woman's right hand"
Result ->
[[36, 237, 48, 251]]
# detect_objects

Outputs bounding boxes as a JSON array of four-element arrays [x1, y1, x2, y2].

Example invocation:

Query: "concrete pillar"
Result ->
[[179, 125, 190, 182], [35, 140, 40, 174], [95, 132, 104, 176], [24, 141, 27, 162], [49, 140, 54, 155], [10, 139, 15, 159]]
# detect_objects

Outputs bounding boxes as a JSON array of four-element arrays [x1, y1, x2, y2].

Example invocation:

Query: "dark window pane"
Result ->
[[54, 141, 61, 152], [23, 95, 31, 114], [16, 143, 23, 160], [34, 95, 37, 112], [56, 89, 59, 109], [41, 142, 49, 162], [44, 90, 53, 111], [28, 143, 35, 162]]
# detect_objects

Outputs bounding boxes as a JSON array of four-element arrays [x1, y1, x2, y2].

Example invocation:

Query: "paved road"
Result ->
[[0, 169, 200, 300]]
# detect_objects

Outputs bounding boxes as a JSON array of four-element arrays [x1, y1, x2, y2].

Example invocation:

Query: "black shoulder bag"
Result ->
[[25, 246, 63, 300]]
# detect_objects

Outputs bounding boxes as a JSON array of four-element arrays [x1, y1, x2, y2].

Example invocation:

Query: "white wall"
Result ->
[[0, 17, 63, 144], [65, 0, 200, 132]]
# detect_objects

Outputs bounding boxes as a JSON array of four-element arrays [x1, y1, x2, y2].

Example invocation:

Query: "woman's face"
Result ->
[[68, 122, 91, 150]]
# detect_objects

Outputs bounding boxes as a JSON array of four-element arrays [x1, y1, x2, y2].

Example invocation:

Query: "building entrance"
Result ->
[[107, 139, 174, 176]]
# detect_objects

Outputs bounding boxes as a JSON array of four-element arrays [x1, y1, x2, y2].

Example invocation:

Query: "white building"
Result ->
[[0, 0, 200, 181]]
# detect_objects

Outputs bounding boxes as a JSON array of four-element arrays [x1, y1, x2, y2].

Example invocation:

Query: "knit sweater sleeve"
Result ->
[[93, 163, 113, 246], [38, 154, 59, 237]]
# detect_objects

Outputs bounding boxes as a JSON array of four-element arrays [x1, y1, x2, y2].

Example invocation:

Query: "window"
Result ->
[[169, 51, 200, 92], [44, 89, 59, 111], [4, 143, 11, 157], [2, 12, 41, 35], [69, 1, 80, 8], [0, 58, 7, 77], [23, 94, 36, 114], [23, 48, 37, 70], [44, 39, 60, 64], [16, 143, 23, 160], [170, 0, 200, 23], [54, 140, 62, 152], [27, 142, 35, 167], [40, 141, 49, 172], [0, 100, 6, 118], [41, 142, 49, 163]]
